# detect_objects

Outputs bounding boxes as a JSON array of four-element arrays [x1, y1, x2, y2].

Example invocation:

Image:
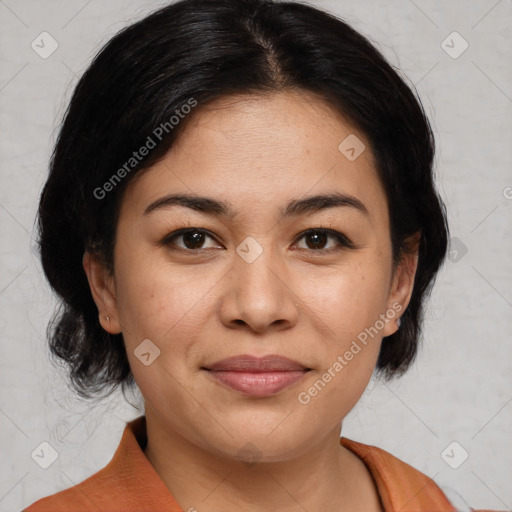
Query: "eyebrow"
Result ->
[[143, 192, 369, 219]]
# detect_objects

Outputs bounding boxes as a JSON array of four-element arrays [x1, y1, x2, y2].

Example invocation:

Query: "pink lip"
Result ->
[[204, 355, 310, 397]]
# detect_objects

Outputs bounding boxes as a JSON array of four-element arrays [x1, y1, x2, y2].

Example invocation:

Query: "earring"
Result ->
[[105, 315, 110, 323], [396, 318, 401, 329]]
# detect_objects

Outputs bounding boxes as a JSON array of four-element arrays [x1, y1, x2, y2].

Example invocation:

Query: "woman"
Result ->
[[24, 0, 498, 510]]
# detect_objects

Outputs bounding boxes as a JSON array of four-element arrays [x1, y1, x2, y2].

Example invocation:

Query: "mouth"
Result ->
[[202, 355, 312, 397]]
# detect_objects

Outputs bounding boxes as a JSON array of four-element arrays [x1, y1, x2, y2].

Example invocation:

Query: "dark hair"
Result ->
[[38, 0, 448, 400]]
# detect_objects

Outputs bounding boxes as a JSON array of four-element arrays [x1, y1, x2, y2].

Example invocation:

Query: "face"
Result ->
[[85, 90, 416, 462]]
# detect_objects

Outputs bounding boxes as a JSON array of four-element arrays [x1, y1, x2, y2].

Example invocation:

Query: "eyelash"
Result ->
[[160, 227, 355, 254]]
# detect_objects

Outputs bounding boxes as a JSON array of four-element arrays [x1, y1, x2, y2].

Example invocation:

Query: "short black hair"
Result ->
[[38, 0, 449, 400]]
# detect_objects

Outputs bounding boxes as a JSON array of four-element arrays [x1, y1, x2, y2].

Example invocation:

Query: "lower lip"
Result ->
[[207, 370, 309, 397]]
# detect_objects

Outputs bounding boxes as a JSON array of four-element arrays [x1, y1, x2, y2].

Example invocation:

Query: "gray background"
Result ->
[[0, 1, 511, 511]]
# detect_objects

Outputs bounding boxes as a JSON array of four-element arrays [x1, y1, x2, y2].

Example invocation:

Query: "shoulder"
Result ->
[[22, 464, 122, 511], [23, 416, 181, 512], [22, 444, 149, 512], [340, 437, 501, 512], [23, 490, 90, 511]]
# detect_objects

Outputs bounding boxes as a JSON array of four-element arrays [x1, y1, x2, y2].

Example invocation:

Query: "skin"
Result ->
[[83, 90, 419, 512]]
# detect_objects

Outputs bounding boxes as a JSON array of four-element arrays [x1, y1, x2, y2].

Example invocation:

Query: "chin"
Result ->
[[202, 418, 319, 463]]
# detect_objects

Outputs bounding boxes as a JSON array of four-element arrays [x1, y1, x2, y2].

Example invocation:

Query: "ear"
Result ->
[[82, 251, 122, 334], [382, 232, 420, 337]]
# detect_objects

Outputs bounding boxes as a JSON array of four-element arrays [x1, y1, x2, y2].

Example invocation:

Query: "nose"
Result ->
[[218, 242, 299, 334]]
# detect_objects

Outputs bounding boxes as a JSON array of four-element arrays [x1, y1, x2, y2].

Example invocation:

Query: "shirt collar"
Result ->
[[340, 437, 456, 511], [99, 416, 456, 512]]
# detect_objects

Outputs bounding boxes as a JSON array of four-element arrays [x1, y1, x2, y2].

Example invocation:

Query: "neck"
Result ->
[[143, 412, 383, 512]]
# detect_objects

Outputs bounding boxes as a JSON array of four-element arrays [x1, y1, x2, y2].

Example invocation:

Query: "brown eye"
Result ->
[[162, 228, 221, 251], [304, 231, 329, 250], [181, 230, 206, 249], [295, 228, 355, 252]]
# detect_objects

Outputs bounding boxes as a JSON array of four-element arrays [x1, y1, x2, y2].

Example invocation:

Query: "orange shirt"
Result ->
[[23, 416, 495, 512]]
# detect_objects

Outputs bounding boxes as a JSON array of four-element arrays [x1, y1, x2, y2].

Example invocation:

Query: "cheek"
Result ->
[[292, 256, 391, 405], [298, 258, 391, 342], [112, 244, 215, 347], [114, 255, 216, 408]]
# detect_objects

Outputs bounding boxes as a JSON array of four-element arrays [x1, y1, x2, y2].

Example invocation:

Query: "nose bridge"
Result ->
[[222, 235, 298, 332], [234, 236, 284, 301]]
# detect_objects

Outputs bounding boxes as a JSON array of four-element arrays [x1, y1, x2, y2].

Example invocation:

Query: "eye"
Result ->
[[293, 228, 355, 252], [161, 228, 222, 251], [160, 227, 355, 254]]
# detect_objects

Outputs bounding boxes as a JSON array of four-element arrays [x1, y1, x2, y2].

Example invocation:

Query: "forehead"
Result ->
[[120, 90, 387, 223]]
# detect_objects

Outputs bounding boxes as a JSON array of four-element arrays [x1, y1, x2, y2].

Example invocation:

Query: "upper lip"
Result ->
[[204, 355, 310, 372]]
